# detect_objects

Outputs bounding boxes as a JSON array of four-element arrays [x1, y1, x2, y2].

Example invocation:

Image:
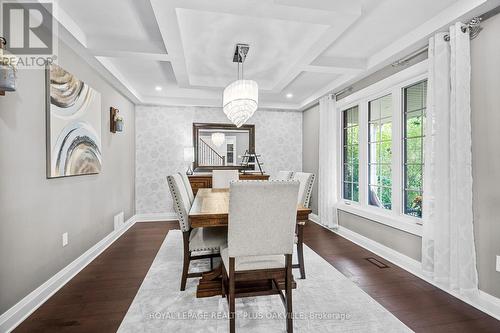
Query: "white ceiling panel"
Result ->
[[261, 71, 340, 104], [176, 8, 329, 90], [53, 0, 496, 109], [58, 0, 165, 53], [106, 58, 220, 100], [322, 0, 459, 59]]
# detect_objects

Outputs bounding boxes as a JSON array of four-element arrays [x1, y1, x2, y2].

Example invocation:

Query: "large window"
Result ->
[[342, 106, 359, 202], [368, 95, 392, 210], [403, 81, 427, 218], [336, 64, 427, 234]]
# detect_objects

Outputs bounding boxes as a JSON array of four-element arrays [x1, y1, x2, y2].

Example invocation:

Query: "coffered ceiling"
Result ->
[[54, 0, 499, 110]]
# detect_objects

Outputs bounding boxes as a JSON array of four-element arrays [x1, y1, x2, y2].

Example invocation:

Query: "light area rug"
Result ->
[[118, 230, 412, 333]]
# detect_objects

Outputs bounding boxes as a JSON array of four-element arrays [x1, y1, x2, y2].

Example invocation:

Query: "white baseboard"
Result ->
[[135, 213, 178, 222], [308, 213, 320, 224], [0, 215, 138, 333], [308, 218, 500, 321], [477, 290, 500, 321], [334, 225, 423, 274]]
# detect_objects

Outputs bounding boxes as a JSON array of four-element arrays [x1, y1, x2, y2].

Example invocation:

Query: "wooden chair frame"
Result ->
[[221, 254, 294, 333], [292, 223, 306, 279], [180, 230, 220, 291], [291, 172, 315, 280]]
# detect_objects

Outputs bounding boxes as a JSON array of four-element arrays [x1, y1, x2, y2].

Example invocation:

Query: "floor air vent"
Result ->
[[365, 257, 390, 269]]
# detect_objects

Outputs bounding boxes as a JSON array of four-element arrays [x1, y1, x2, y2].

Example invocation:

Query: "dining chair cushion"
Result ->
[[167, 174, 192, 232], [291, 172, 315, 208], [221, 245, 285, 271], [275, 171, 294, 181], [189, 227, 227, 252], [178, 172, 194, 205], [212, 170, 239, 189], [228, 180, 299, 258]]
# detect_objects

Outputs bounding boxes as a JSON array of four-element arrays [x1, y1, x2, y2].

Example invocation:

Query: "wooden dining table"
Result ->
[[188, 188, 312, 298]]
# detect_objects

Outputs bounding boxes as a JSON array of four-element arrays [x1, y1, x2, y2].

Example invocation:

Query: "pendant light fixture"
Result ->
[[222, 43, 258, 127], [211, 132, 225, 147]]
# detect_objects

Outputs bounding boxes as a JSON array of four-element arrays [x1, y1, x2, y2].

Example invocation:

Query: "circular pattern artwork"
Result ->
[[47, 64, 102, 178]]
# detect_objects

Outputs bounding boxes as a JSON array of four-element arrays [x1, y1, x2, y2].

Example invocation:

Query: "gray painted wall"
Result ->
[[302, 12, 500, 299], [338, 211, 422, 261], [0, 42, 135, 313], [302, 104, 319, 215], [470, 13, 500, 298]]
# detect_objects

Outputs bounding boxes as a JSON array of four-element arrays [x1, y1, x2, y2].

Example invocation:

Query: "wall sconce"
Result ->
[[0, 37, 17, 96], [110, 107, 124, 133]]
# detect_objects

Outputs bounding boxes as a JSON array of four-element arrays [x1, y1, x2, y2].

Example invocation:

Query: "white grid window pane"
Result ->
[[368, 95, 392, 210], [403, 81, 427, 218], [343, 106, 359, 202]]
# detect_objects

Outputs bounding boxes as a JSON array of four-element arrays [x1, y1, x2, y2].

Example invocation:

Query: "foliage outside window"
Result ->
[[368, 95, 392, 209], [403, 81, 427, 218], [337, 66, 428, 233], [342, 106, 359, 202]]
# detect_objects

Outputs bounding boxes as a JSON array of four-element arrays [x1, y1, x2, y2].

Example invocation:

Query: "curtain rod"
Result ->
[[392, 16, 483, 67]]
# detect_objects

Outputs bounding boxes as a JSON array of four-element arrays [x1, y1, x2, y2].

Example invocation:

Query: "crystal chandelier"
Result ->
[[211, 132, 225, 147], [223, 44, 258, 127]]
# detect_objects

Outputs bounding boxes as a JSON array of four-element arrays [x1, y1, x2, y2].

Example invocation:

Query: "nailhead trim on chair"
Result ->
[[192, 246, 221, 252], [230, 179, 300, 185], [303, 174, 315, 209], [166, 175, 190, 232]]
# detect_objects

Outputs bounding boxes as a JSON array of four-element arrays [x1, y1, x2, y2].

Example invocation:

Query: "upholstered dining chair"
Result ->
[[167, 174, 227, 291], [221, 180, 299, 333], [178, 172, 194, 205], [212, 169, 239, 189], [290, 172, 315, 279], [275, 170, 294, 181]]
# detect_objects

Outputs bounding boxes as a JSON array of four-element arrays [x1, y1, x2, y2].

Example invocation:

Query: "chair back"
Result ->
[[178, 172, 194, 205], [213, 170, 239, 189], [167, 174, 192, 232], [228, 181, 299, 258], [275, 171, 294, 181], [291, 172, 315, 208]]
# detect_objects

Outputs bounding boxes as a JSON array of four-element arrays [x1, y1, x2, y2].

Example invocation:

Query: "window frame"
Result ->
[[335, 61, 427, 236], [367, 94, 393, 210], [341, 105, 360, 203], [402, 80, 427, 219]]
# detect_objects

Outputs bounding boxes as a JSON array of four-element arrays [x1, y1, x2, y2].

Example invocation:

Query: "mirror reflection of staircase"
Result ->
[[199, 138, 225, 166]]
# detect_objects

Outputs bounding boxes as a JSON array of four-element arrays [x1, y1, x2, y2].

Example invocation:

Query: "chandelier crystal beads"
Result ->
[[222, 44, 258, 127]]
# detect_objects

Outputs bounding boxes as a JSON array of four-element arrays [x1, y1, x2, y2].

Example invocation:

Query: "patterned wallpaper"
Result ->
[[135, 106, 303, 214]]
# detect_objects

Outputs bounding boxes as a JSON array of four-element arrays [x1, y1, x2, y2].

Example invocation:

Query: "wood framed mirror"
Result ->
[[193, 123, 255, 172]]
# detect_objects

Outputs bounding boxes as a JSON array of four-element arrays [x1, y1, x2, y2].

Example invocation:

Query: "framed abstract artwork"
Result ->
[[46, 64, 102, 178]]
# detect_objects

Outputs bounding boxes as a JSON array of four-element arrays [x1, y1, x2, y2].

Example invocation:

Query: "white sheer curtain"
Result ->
[[318, 95, 339, 228], [422, 22, 478, 296]]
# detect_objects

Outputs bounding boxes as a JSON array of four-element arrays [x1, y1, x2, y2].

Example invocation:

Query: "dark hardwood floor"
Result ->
[[14, 221, 500, 332], [14, 222, 177, 333], [302, 222, 500, 332]]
